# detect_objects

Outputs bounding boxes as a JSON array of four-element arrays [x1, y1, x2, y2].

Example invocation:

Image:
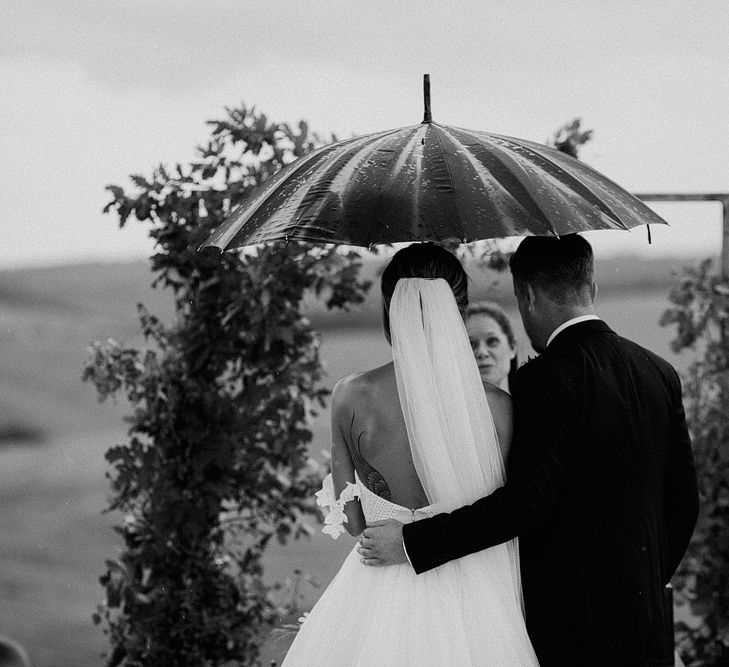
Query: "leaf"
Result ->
[[130, 174, 150, 189], [106, 185, 125, 200]]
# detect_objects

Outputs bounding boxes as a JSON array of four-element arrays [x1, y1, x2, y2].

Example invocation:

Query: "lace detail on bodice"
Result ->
[[356, 472, 438, 522], [316, 472, 438, 539]]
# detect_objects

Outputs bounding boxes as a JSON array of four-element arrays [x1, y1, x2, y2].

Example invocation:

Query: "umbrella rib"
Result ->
[[286, 130, 401, 231], [430, 124, 465, 239], [486, 133, 630, 230], [204, 143, 342, 249], [444, 125, 559, 236], [247, 127, 408, 246], [363, 126, 423, 246]]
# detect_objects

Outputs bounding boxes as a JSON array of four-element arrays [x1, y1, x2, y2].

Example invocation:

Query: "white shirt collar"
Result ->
[[546, 315, 600, 348]]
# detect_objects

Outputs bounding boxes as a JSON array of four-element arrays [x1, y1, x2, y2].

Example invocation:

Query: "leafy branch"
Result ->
[[84, 103, 370, 666]]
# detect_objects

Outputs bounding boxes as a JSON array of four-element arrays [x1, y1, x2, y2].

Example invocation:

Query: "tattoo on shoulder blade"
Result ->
[[342, 412, 391, 501]]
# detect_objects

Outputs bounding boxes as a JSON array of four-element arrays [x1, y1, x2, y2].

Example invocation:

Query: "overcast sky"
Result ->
[[2, 0, 728, 268]]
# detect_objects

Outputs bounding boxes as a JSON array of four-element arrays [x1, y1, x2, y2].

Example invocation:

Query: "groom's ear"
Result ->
[[590, 281, 598, 303], [523, 283, 536, 312]]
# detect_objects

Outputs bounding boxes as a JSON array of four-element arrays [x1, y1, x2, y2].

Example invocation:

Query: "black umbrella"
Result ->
[[201, 75, 666, 250]]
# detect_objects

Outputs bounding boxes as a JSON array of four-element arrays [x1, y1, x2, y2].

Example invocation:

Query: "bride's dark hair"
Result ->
[[381, 243, 469, 342]]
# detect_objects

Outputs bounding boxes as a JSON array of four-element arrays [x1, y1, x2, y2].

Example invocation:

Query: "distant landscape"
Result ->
[[0, 252, 714, 666], [0, 251, 706, 441]]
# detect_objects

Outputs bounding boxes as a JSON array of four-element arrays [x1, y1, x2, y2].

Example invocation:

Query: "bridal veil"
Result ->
[[390, 277, 524, 609]]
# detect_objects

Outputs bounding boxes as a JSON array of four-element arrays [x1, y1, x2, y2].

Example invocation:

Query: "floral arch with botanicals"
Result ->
[[84, 103, 371, 666]]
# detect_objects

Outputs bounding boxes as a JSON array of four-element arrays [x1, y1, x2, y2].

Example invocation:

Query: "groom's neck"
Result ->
[[556, 302, 596, 322], [533, 304, 596, 353], [549, 303, 596, 330], [529, 284, 597, 352]]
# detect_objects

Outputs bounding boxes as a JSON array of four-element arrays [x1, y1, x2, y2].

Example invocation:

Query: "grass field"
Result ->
[[0, 255, 708, 666]]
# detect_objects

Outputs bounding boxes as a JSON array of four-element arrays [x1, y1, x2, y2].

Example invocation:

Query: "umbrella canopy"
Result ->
[[202, 76, 666, 250]]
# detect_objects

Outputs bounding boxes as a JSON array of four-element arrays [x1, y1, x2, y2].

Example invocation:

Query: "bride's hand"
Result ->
[[358, 519, 407, 567]]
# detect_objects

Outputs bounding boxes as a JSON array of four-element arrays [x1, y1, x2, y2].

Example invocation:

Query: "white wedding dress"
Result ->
[[282, 278, 539, 666]]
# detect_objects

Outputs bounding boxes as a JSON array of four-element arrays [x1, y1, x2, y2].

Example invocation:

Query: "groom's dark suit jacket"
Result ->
[[402, 320, 699, 667]]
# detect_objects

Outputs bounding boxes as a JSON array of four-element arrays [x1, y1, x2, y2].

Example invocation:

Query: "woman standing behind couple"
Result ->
[[282, 243, 539, 665], [466, 300, 518, 392]]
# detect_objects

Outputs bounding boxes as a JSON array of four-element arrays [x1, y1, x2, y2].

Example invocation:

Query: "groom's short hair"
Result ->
[[510, 234, 594, 305]]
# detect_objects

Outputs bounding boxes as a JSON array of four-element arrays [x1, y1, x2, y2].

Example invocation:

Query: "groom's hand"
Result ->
[[357, 519, 407, 567]]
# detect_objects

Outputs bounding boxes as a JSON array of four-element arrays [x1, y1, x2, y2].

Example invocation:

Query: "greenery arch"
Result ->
[[84, 104, 371, 666]]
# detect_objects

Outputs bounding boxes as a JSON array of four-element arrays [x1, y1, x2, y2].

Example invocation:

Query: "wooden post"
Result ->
[[636, 192, 729, 342], [723, 198, 729, 342], [635, 193, 729, 278], [723, 198, 729, 282]]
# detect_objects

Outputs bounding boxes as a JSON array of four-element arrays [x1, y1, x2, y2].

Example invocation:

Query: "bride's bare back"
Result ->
[[330, 360, 513, 536]]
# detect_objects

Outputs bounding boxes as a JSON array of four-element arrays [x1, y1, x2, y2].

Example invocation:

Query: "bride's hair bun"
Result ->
[[380, 243, 468, 341]]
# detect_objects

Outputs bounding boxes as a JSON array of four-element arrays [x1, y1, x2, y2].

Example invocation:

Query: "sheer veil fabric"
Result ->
[[390, 278, 524, 608], [391, 278, 507, 509], [281, 277, 537, 666]]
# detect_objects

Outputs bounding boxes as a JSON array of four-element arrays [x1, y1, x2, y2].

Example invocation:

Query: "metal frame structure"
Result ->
[[635, 193, 729, 280]]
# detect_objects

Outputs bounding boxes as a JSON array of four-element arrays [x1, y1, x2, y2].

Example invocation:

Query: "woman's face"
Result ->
[[466, 313, 516, 388]]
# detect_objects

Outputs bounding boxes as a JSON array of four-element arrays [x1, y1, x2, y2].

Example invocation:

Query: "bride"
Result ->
[[282, 243, 539, 666]]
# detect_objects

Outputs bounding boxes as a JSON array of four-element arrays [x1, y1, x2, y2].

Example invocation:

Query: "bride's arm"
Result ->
[[330, 378, 367, 536]]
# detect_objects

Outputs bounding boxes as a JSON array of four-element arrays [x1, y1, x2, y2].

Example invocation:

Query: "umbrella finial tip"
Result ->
[[422, 74, 432, 124]]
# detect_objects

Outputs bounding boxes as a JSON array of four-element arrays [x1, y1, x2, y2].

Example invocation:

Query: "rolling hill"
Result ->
[[0, 252, 705, 442]]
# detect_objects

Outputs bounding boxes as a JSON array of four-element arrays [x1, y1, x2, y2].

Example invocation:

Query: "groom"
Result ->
[[359, 235, 699, 667]]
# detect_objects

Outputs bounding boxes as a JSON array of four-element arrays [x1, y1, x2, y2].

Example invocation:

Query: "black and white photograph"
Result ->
[[1, 2, 727, 665]]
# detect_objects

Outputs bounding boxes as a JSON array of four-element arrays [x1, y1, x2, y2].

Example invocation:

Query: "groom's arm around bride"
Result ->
[[366, 235, 700, 667]]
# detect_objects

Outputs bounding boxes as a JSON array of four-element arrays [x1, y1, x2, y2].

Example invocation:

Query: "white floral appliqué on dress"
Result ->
[[314, 473, 360, 539]]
